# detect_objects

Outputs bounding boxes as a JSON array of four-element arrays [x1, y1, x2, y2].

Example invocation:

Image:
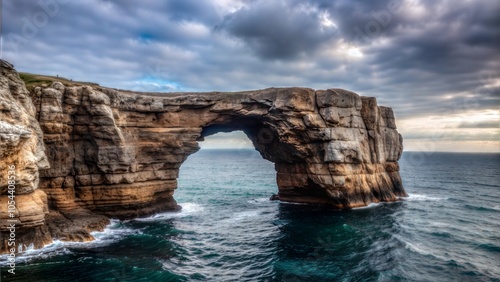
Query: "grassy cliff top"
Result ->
[[19, 72, 99, 92]]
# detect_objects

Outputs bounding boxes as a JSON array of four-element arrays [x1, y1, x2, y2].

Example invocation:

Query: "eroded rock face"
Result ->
[[33, 84, 406, 213], [0, 60, 53, 252], [0, 60, 406, 253], [0, 61, 108, 254]]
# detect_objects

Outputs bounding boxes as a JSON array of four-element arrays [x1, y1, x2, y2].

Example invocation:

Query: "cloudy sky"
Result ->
[[2, 0, 499, 152]]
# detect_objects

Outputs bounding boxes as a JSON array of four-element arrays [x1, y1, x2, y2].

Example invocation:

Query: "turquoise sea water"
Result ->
[[1, 150, 499, 281]]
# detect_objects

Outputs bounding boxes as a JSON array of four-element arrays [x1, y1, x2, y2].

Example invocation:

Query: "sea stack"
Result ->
[[0, 59, 406, 253]]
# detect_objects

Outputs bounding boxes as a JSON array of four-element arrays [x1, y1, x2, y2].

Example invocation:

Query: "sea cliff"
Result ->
[[0, 59, 406, 253]]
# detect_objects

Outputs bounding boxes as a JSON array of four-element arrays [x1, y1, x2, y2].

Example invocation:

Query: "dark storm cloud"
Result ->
[[302, 0, 409, 43], [218, 0, 338, 59], [212, 0, 499, 115], [1, 0, 499, 139]]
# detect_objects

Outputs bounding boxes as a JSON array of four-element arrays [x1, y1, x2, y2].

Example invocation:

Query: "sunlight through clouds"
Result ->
[[3, 0, 499, 152], [320, 11, 338, 30], [347, 47, 363, 58]]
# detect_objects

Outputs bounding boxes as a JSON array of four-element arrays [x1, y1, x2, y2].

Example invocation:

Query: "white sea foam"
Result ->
[[135, 202, 204, 221], [352, 202, 384, 210], [392, 234, 440, 259], [404, 241, 435, 256], [90, 219, 140, 242], [231, 210, 261, 221], [216, 210, 263, 225], [247, 197, 273, 204], [1, 204, 205, 264], [429, 221, 451, 228], [0, 220, 136, 266], [404, 193, 448, 202], [0, 241, 74, 266]]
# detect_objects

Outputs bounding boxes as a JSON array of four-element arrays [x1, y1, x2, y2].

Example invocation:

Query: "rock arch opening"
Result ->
[[0, 61, 407, 252], [198, 115, 307, 164], [177, 130, 278, 205]]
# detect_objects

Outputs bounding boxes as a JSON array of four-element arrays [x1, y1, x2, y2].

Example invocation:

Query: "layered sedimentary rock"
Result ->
[[1, 60, 406, 253], [0, 60, 52, 252], [0, 61, 108, 253]]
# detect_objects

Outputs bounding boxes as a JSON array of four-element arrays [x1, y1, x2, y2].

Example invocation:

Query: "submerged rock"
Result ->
[[270, 194, 280, 201]]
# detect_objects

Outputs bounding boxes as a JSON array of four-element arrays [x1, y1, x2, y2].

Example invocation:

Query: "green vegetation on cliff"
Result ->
[[19, 72, 99, 92]]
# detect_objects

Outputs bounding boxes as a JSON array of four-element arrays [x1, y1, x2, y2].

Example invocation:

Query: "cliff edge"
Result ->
[[0, 60, 406, 253]]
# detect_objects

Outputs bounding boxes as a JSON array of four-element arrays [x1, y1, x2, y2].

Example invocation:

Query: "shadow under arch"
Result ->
[[198, 116, 305, 164], [192, 115, 332, 205]]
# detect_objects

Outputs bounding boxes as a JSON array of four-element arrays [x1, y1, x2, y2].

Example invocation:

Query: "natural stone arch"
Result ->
[[59, 85, 403, 218], [193, 95, 332, 205], [1, 59, 406, 252]]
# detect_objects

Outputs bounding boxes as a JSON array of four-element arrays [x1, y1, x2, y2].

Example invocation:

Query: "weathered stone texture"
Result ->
[[0, 60, 52, 252], [0, 61, 108, 253], [1, 60, 406, 253]]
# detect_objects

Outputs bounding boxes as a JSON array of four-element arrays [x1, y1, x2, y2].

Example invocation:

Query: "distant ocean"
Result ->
[[1, 150, 499, 282]]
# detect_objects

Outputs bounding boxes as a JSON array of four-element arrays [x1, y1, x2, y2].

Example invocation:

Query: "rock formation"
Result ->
[[0, 61, 108, 253], [0, 60, 52, 252], [0, 59, 406, 253]]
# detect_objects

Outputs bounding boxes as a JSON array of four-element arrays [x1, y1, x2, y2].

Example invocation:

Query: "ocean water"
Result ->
[[1, 150, 499, 282]]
